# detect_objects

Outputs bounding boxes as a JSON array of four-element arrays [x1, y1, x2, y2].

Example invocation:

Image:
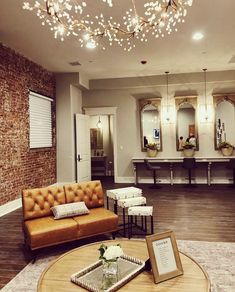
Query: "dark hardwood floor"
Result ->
[[1, 180, 235, 289]]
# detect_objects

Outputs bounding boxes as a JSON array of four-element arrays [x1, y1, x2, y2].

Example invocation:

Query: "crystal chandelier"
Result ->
[[23, 0, 193, 51]]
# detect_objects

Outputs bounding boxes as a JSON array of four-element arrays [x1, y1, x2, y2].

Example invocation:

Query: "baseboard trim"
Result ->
[[0, 198, 22, 217], [49, 181, 76, 187], [116, 176, 232, 185], [115, 177, 135, 183]]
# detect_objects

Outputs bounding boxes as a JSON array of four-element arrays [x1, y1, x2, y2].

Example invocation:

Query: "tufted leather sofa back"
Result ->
[[64, 180, 104, 208], [22, 186, 66, 220]]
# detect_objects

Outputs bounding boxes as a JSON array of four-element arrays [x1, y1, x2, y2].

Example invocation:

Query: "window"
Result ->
[[29, 91, 53, 148]]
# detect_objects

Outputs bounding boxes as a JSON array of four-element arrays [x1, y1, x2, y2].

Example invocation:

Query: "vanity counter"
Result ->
[[132, 156, 235, 185]]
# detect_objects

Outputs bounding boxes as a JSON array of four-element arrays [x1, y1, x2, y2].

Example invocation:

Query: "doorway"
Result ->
[[84, 107, 117, 183]]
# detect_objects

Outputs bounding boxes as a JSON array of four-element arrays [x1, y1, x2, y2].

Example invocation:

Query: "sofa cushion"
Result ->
[[64, 180, 104, 208], [73, 208, 118, 237], [22, 186, 66, 220], [24, 216, 78, 249], [51, 202, 89, 219]]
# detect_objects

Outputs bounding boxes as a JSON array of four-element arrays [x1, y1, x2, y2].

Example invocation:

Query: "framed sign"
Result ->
[[145, 230, 183, 284]]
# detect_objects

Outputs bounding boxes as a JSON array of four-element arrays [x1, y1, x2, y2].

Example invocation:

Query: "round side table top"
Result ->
[[38, 239, 210, 292]]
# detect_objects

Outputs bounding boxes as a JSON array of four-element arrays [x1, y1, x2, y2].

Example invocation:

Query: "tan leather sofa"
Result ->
[[22, 180, 118, 250]]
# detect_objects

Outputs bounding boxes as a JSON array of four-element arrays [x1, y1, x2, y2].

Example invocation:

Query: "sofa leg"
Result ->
[[112, 232, 116, 240], [31, 249, 40, 264], [31, 254, 36, 264], [23, 242, 38, 264]]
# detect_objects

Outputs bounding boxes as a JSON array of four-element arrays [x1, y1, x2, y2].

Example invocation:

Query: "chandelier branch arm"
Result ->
[[169, 0, 179, 11], [22, 0, 194, 50]]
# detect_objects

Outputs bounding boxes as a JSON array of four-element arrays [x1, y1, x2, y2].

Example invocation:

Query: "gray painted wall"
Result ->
[[82, 70, 235, 180], [56, 74, 82, 183]]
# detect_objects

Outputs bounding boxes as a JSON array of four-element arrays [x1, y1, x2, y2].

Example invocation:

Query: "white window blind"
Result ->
[[29, 91, 53, 148]]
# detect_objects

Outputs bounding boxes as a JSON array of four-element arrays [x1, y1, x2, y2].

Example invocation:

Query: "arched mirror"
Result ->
[[175, 96, 198, 151], [139, 98, 162, 151], [213, 94, 235, 149]]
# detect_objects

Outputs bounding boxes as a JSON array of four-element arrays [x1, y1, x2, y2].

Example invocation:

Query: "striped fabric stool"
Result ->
[[128, 206, 154, 239], [106, 187, 142, 214], [117, 196, 147, 236]]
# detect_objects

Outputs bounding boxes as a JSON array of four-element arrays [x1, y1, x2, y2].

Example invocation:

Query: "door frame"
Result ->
[[83, 107, 117, 183]]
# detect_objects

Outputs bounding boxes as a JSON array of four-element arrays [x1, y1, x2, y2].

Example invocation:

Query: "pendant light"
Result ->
[[203, 68, 208, 120], [97, 116, 102, 128], [165, 71, 170, 121]]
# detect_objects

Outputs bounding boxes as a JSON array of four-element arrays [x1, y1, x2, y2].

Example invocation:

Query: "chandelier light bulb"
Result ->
[[22, 0, 193, 51], [97, 116, 102, 128], [83, 33, 90, 40], [86, 40, 97, 49]]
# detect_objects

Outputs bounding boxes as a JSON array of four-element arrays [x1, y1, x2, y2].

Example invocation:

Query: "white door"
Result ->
[[75, 114, 91, 182]]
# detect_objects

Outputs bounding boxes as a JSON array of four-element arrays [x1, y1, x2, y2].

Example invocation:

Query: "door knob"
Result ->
[[77, 154, 82, 161]]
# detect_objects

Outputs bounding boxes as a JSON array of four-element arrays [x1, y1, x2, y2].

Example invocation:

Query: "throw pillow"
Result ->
[[51, 202, 89, 219]]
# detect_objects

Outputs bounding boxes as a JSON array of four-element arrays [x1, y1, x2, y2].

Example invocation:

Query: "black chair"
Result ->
[[182, 158, 196, 186], [227, 158, 235, 186], [144, 159, 161, 188]]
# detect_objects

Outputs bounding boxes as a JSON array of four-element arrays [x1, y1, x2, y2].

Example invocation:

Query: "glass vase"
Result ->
[[102, 260, 118, 277]]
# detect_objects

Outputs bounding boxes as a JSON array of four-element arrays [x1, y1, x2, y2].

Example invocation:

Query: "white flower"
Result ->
[[103, 245, 123, 261]]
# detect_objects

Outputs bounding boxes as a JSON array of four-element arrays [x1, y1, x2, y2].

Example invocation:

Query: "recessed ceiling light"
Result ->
[[192, 32, 204, 40]]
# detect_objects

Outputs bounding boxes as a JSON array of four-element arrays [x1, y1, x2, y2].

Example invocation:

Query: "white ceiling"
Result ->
[[1, 0, 235, 80]]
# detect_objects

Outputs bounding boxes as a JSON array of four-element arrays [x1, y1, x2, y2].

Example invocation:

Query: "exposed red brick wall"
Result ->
[[0, 43, 56, 205]]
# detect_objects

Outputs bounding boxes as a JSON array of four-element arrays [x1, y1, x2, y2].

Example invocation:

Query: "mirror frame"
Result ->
[[139, 97, 162, 152], [175, 96, 198, 151], [90, 128, 103, 150], [213, 93, 235, 150]]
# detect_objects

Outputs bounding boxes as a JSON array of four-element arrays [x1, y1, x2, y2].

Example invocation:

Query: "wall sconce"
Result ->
[[96, 116, 102, 128]]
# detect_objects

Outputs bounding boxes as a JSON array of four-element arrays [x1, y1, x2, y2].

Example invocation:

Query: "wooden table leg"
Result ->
[[170, 163, 174, 185], [133, 163, 139, 185], [207, 162, 211, 186]]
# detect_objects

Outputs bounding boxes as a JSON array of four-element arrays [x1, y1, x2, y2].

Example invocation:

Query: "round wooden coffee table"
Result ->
[[38, 239, 210, 291]]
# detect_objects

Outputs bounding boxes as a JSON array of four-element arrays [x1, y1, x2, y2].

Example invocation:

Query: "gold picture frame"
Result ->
[[145, 230, 183, 284]]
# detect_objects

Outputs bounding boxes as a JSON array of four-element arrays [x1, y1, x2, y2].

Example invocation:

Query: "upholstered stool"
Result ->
[[128, 206, 154, 239], [117, 196, 147, 236], [106, 187, 142, 214]]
